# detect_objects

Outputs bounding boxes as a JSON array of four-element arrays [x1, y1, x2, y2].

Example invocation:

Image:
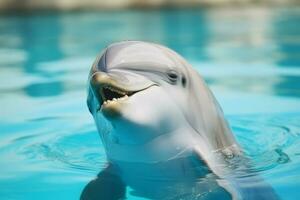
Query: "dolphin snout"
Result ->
[[90, 72, 112, 104], [90, 72, 113, 88], [90, 72, 137, 107], [90, 71, 158, 114]]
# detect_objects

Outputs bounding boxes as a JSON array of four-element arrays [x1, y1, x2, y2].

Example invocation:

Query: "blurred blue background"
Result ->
[[0, 3, 299, 200]]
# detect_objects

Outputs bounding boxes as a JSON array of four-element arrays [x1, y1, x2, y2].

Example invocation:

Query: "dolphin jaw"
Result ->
[[95, 83, 157, 115], [101, 85, 135, 102], [91, 72, 136, 109], [98, 85, 137, 110], [90, 72, 157, 115], [103, 94, 129, 106]]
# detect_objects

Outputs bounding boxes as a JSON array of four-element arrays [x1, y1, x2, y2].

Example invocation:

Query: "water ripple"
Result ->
[[19, 129, 106, 175], [228, 117, 300, 185]]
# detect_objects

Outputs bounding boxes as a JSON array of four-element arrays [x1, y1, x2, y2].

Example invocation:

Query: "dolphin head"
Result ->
[[87, 41, 239, 160], [88, 41, 190, 146]]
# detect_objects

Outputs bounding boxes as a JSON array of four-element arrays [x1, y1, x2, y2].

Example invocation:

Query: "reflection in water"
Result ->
[[272, 9, 300, 67], [206, 75, 300, 98], [0, 7, 299, 200], [17, 15, 64, 73], [24, 81, 64, 97], [0, 8, 299, 101]]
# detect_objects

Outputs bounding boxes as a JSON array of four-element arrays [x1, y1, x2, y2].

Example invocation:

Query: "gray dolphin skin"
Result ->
[[81, 41, 280, 200]]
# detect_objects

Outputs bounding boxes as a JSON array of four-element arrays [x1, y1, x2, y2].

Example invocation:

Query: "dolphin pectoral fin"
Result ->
[[223, 156, 280, 200], [192, 149, 281, 200], [216, 170, 280, 200], [80, 165, 126, 200], [224, 175, 280, 200]]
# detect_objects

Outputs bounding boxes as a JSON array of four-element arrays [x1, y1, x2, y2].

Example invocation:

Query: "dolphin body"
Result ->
[[81, 41, 279, 200]]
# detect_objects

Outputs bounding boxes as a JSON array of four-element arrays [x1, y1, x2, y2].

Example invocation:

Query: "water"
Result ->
[[0, 7, 300, 200]]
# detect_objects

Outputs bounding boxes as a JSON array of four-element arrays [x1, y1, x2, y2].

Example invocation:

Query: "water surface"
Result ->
[[0, 7, 300, 200]]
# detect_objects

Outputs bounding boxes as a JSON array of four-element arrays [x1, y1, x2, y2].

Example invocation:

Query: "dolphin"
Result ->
[[81, 41, 280, 200]]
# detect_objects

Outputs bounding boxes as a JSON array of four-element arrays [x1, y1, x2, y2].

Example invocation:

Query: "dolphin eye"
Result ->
[[167, 70, 178, 83], [182, 76, 187, 87]]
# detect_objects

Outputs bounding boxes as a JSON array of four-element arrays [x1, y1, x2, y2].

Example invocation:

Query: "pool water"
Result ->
[[0, 7, 300, 200]]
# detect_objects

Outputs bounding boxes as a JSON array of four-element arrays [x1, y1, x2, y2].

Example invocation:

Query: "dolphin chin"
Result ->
[[83, 41, 280, 200]]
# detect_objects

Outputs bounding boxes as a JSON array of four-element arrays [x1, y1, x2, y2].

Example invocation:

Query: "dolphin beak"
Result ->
[[90, 72, 110, 105], [90, 72, 158, 112], [90, 72, 137, 107]]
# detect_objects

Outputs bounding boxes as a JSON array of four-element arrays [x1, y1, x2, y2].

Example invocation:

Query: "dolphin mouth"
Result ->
[[98, 84, 155, 109], [101, 85, 135, 103], [90, 72, 156, 111]]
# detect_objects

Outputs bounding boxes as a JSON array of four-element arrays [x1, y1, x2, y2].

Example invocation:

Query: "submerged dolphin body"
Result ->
[[81, 41, 279, 200]]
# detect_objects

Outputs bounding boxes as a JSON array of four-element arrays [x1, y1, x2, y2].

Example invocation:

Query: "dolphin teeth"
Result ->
[[102, 95, 129, 106], [100, 85, 138, 108], [101, 84, 132, 104]]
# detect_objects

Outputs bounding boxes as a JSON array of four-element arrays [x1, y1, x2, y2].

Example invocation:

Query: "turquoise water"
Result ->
[[0, 7, 300, 200]]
